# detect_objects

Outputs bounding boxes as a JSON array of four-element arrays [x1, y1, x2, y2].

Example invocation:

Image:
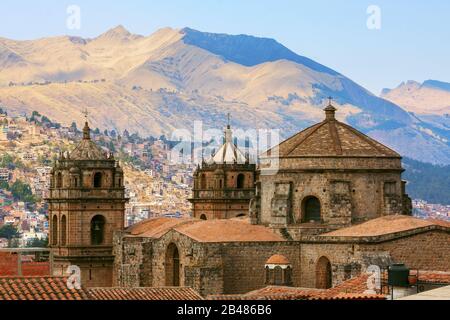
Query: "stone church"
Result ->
[[48, 104, 450, 296]]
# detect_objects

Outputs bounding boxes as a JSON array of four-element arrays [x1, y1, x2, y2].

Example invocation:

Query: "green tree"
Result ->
[[0, 225, 19, 247], [26, 237, 48, 248], [9, 180, 35, 203], [0, 180, 9, 190]]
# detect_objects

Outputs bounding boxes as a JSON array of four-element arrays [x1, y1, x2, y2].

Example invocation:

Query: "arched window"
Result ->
[[219, 179, 223, 189], [237, 174, 245, 189], [200, 174, 207, 189], [200, 214, 207, 220], [52, 215, 58, 246], [94, 172, 102, 188], [56, 172, 62, 188], [60, 215, 67, 246], [316, 256, 332, 289], [303, 196, 321, 222], [165, 243, 180, 286], [90, 215, 106, 245], [273, 266, 283, 285], [285, 266, 292, 285]]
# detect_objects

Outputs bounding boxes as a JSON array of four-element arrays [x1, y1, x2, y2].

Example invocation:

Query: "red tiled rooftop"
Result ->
[[88, 287, 203, 300], [127, 217, 284, 243], [126, 217, 193, 238], [321, 215, 450, 238], [266, 254, 290, 265], [208, 283, 385, 301], [0, 277, 88, 300], [175, 219, 284, 243], [0, 276, 204, 301]]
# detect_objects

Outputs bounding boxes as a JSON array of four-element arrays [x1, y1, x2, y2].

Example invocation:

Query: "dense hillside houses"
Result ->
[[0, 109, 193, 249]]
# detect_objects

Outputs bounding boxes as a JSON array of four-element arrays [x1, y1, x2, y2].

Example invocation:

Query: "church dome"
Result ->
[[264, 104, 400, 158], [69, 167, 81, 174], [266, 254, 290, 265], [69, 122, 108, 160], [206, 124, 248, 165]]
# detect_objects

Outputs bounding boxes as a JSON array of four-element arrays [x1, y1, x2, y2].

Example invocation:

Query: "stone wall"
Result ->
[[300, 230, 450, 289], [259, 170, 407, 234], [114, 230, 301, 296]]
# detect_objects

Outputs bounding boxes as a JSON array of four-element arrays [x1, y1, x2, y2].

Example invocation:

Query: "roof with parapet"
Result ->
[[125, 217, 284, 243], [262, 104, 400, 158]]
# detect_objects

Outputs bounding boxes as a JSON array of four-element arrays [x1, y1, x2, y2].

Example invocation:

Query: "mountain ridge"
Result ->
[[0, 26, 449, 164]]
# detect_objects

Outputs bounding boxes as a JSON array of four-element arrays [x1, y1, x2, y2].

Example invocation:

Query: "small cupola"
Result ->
[[265, 254, 293, 286]]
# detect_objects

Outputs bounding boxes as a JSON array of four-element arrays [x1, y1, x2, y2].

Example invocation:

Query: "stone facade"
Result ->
[[255, 105, 412, 238], [300, 229, 450, 288], [47, 122, 127, 287], [114, 227, 301, 296]]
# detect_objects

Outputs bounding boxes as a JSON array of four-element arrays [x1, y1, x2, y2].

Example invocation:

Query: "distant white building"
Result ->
[[0, 168, 10, 182]]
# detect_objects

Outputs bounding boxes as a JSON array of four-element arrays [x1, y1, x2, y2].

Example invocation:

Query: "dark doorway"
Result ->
[[303, 196, 321, 222], [200, 174, 207, 189], [165, 243, 180, 286], [52, 215, 58, 245], [90, 215, 106, 245], [56, 173, 62, 188], [94, 172, 102, 188], [200, 214, 207, 220], [316, 256, 332, 289], [237, 174, 245, 189], [60, 215, 67, 246]]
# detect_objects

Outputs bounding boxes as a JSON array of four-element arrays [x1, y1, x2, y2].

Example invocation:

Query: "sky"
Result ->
[[0, 0, 449, 94]]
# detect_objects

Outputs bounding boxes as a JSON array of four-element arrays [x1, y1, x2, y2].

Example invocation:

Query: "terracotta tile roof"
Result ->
[[266, 254, 290, 265], [88, 287, 203, 300], [127, 217, 284, 243], [321, 215, 450, 238], [411, 271, 450, 284], [0, 276, 203, 301], [326, 274, 371, 295], [0, 277, 88, 300], [209, 278, 385, 301], [174, 219, 285, 243], [261, 112, 400, 158], [126, 217, 194, 238]]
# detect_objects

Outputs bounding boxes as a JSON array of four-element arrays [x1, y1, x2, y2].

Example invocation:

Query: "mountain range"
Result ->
[[0, 26, 449, 164]]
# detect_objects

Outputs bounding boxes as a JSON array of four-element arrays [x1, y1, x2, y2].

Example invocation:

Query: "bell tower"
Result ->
[[189, 118, 256, 220], [47, 120, 127, 287]]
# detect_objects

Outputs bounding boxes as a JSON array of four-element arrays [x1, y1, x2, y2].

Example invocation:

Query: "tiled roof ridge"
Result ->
[[284, 122, 327, 156], [327, 120, 343, 155], [337, 121, 401, 157]]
